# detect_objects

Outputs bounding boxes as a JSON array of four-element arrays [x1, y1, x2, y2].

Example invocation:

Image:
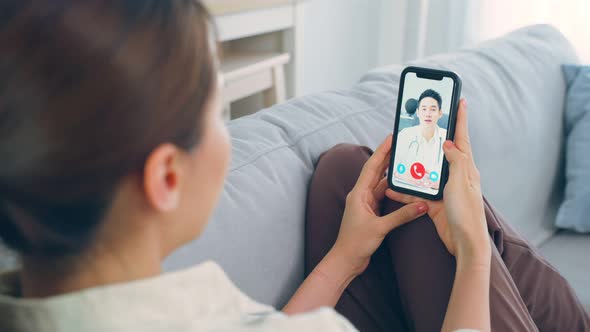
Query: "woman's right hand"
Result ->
[[386, 99, 491, 268]]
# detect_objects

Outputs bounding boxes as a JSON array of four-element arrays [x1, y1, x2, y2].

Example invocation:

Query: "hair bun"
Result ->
[[405, 98, 418, 115]]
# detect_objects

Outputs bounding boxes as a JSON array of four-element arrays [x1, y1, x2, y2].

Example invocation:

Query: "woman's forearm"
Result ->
[[442, 258, 491, 332], [282, 249, 356, 315]]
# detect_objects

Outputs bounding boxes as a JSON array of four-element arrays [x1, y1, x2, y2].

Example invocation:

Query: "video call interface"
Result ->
[[391, 73, 454, 196]]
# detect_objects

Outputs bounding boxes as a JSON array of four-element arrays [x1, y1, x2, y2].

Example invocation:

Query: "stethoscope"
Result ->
[[408, 136, 443, 164]]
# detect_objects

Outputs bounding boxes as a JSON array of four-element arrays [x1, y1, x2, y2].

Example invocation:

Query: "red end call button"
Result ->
[[410, 162, 426, 179]]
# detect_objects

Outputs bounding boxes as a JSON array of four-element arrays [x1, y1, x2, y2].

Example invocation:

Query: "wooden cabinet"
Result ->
[[203, 1, 305, 120]]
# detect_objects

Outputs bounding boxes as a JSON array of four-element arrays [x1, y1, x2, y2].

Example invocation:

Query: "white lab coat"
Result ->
[[396, 125, 447, 175]]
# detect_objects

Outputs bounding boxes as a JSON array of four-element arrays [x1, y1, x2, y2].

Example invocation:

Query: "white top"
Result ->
[[0, 261, 479, 332], [396, 125, 447, 173], [0, 261, 356, 332]]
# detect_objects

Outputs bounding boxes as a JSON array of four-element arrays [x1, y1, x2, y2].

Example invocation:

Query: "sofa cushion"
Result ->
[[540, 232, 590, 311], [555, 65, 590, 233], [163, 24, 580, 308]]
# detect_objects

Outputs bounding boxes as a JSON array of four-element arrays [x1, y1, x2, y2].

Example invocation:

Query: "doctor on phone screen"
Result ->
[[395, 89, 447, 189]]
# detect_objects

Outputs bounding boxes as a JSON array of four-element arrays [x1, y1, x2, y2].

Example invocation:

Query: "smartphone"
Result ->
[[387, 66, 462, 200]]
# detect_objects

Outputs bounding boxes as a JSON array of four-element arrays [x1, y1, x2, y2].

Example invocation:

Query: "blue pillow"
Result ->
[[556, 65, 590, 233]]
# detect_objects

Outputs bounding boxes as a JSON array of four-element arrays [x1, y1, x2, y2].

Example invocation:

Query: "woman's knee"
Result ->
[[316, 144, 372, 176], [312, 144, 373, 196], [305, 144, 373, 273]]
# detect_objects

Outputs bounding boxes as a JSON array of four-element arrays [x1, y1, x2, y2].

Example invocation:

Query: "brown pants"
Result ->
[[305, 144, 590, 332]]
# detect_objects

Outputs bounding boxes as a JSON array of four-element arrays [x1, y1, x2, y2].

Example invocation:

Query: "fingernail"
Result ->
[[443, 141, 454, 150], [462, 98, 467, 106], [416, 203, 428, 214]]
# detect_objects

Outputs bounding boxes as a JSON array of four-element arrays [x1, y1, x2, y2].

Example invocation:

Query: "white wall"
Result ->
[[375, 0, 407, 67], [298, 0, 372, 95], [298, 0, 393, 96], [295, 0, 472, 96]]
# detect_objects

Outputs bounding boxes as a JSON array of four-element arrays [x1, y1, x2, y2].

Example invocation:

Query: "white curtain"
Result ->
[[393, 0, 589, 63], [465, 0, 590, 62]]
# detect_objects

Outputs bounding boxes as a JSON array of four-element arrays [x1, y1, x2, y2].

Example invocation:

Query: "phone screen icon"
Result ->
[[410, 162, 426, 179]]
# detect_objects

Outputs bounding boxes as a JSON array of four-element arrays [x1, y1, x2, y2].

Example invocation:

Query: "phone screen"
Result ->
[[390, 72, 456, 196]]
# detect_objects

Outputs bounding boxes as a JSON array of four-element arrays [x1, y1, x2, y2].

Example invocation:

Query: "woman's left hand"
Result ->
[[331, 135, 429, 277]]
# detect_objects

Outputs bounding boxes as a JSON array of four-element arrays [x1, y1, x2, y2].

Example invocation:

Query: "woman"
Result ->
[[0, 1, 587, 332]]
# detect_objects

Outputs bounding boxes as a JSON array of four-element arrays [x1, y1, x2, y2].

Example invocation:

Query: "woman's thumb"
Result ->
[[443, 140, 463, 164]]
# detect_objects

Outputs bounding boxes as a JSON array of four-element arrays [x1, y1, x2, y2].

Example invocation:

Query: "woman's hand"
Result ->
[[331, 135, 429, 277], [284, 135, 428, 315], [386, 99, 491, 268]]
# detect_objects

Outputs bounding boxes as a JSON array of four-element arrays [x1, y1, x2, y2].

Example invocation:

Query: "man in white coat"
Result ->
[[394, 89, 447, 189]]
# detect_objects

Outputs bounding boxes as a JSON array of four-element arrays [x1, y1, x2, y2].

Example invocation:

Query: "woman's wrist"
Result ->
[[455, 238, 492, 272], [313, 248, 360, 293], [283, 248, 359, 314], [453, 214, 492, 271]]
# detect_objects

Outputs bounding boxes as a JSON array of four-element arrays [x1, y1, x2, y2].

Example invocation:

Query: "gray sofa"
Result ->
[[164, 24, 589, 311], [0, 25, 587, 314]]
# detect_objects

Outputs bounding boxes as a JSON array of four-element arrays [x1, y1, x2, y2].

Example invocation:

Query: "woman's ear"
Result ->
[[143, 144, 183, 212]]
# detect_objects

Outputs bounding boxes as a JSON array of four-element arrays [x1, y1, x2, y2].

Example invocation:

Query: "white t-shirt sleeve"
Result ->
[[290, 308, 358, 332], [251, 309, 480, 332], [242, 307, 358, 332]]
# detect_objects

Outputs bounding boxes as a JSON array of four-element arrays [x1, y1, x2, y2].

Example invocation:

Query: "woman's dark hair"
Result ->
[[418, 89, 442, 109], [0, 0, 217, 257]]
